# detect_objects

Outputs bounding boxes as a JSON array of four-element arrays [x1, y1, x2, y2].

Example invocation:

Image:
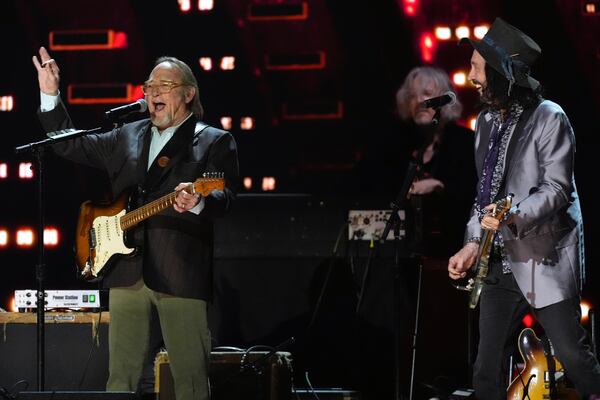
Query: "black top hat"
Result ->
[[461, 18, 541, 93]]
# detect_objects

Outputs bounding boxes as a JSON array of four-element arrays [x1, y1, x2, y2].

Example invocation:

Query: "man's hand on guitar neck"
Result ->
[[481, 203, 514, 231], [448, 242, 478, 280]]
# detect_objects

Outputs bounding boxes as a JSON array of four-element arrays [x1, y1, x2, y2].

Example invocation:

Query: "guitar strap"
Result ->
[[541, 335, 558, 400]]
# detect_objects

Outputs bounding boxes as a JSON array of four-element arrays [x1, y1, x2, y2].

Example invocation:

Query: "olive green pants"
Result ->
[[106, 280, 211, 400]]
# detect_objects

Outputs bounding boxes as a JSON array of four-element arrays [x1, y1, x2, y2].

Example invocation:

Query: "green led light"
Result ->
[[89, 294, 96, 303]]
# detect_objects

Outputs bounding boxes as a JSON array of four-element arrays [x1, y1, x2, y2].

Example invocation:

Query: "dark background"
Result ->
[[0, 0, 598, 398]]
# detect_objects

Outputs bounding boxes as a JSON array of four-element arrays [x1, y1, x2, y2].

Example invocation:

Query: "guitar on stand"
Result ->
[[452, 194, 512, 309], [507, 328, 578, 400], [75, 174, 224, 280]]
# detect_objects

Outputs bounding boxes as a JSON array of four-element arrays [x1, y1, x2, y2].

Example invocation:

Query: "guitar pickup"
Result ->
[[89, 228, 97, 248]]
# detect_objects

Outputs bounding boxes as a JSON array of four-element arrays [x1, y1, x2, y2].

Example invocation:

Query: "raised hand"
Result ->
[[32, 46, 60, 95]]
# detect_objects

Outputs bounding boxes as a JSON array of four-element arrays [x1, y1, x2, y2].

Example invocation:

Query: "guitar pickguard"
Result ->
[[88, 209, 134, 277]]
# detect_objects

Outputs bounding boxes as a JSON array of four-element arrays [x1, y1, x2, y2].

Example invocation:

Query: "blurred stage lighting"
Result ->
[[198, 0, 214, 11], [473, 25, 489, 39], [243, 177, 252, 190], [434, 26, 452, 40], [469, 116, 477, 131], [453, 71, 467, 86], [581, 300, 591, 321], [0, 229, 8, 247], [19, 162, 34, 179], [522, 313, 534, 328], [0, 95, 14, 112], [403, 0, 418, 16], [16, 228, 34, 247], [220, 56, 236, 70], [220, 116, 233, 130], [262, 177, 276, 191], [240, 117, 254, 130], [199, 57, 213, 71], [44, 227, 60, 247], [420, 33, 436, 62], [455, 26, 470, 39], [50, 30, 127, 51], [583, 2, 599, 14], [0, 163, 7, 179], [179, 0, 192, 12]]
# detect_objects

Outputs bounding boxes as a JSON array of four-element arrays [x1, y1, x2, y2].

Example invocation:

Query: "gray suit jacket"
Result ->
[[465, 100, 584, 308]]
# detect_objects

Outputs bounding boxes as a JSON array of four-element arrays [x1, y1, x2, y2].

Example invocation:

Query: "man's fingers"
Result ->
[[39, 46, 51, 61]]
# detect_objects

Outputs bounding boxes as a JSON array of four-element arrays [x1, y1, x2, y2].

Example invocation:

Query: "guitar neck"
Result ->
[[475, 228, 495, 274], [120, 190, 180, 231]]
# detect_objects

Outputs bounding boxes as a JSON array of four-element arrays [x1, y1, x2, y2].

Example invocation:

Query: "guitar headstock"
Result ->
[[192, 172, 225, 196], [492, 193, 513, 221]]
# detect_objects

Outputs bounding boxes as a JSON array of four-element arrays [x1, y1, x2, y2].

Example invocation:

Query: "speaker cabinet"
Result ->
[[0, 312, 109, 391], [17, 392, 136, 400]]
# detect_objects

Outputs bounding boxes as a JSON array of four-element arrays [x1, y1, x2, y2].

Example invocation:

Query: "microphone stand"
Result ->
[[14, 126, 105, 390], [379, 107, 441, 400]]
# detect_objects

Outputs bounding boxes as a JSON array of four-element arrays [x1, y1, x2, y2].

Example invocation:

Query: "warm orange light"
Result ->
[[220, 116, 233, 130], [434, 26, 452, 40], [240, 117, 254, 130], [220, 56, 236, 71], [198, 0, 214, 11], [0, 163, 7, 179], [199, 57, 213, 71], [469, 116, 477, 131], [453, 71, 467, 86], [16, 228, 35, 247], [9, 296, 18, 312], [179, 0, 192, 12], [44, 227, 60, 247], [243, 177, 252, 190], [0, 96, 14, 112], [474, 25, 489, 39], [19, 162, 34, 179], [585, 3, 596, 13], [581, 300, 591, 321], [262, 177, 276, 191], [0, 229, 8, 247], [455, 26, 470, 39], [522, 314, 534, 328]]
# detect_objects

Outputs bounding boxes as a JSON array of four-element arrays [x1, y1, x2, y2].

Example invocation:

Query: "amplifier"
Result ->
[[348, 209, 406, 241], [155, 350, 293, 400], [14, 290, 101, 310]]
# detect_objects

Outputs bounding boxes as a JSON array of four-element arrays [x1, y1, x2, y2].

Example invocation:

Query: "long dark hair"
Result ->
[[481, 64, 543, 111]]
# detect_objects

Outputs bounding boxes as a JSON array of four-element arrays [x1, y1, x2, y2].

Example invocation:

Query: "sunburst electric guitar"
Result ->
[[75, 174, 224, 280], [507, 328, 578, 400], [454, 194, 512, 309]]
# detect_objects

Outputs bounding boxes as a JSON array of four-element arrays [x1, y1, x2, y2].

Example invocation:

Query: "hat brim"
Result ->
[[460, 37, 539, 90]]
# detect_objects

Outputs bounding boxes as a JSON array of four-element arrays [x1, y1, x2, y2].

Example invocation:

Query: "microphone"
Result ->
[[104, 99, 148, 120], [420, 91, 457, 109]]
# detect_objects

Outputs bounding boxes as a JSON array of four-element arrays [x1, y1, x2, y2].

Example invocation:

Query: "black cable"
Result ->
[[355, 239, 375, 313], [77, 287, 103, 389], [304, 372, 320, 400], [306, 222, 347, 332]]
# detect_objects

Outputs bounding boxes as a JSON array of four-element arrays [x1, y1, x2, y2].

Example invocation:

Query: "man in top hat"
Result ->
[[447, 18, 600, 399]]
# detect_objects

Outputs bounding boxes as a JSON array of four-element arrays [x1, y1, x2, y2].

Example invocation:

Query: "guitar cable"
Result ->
[[77, 282, 104, 389]]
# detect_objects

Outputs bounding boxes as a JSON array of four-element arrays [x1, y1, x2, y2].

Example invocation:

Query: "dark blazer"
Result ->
[[39, 102, 239, 300]]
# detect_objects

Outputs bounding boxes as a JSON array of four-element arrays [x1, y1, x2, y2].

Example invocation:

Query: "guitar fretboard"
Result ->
[[120, 191, 180, 231]]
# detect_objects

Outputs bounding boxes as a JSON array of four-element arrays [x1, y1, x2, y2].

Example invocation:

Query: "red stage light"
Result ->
[[0, 95, 14, 112], [434, 26, 452, 40], [403, 0, 418, 16], [261, 177, 276, 191], [220, 116, 232, 130], [0, 163, 7, 179], [420, 33, 436, 63], [522, 314, 534, 328]]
